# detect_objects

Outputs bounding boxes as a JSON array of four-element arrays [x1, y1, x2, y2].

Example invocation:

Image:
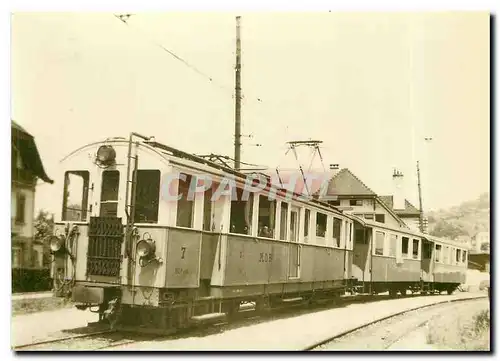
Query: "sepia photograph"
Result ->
[[9, 8, 491, 352]]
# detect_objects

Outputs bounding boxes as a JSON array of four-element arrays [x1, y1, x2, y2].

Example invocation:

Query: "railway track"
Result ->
[[14, 292, 485, 351], [304, 294, 488, 350]]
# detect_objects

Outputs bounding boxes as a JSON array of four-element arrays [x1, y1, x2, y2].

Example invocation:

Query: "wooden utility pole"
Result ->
[[417, 160, 424, 233], [234, 16, 242, 170]]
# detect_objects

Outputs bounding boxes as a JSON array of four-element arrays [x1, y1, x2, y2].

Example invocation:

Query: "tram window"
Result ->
[[230, 187, 253, 235], [375, 214, 385, 223], [375, 231, 385, 255], [412, 239, 419, 259], [62, 171, 90, 222], [456, 249, 461, 263], [389, 234, 398, 257], [435, 244, 442, 263], [134, 170, 160, 223], [462, 250, 467, 263], [316, 212, 327, 238], [280, 202, 288, 240], [332, 217, 342, 247], [202, 183, 217, 231], [304, 209, 310, 240], [402, 237, 409, 257], [443, 246, 449, 264], [175, 173, 194, 228], [258, 195, 275, 238], [100, 170, 119, 217]]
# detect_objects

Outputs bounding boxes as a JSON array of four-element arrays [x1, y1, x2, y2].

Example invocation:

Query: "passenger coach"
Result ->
[[50, 134, 357, 330]]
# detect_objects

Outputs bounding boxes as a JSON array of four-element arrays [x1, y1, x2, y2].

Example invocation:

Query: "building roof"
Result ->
[[11, 120, 53, 184], [320, 168, 377, 198], [379, 195, 420, 216]]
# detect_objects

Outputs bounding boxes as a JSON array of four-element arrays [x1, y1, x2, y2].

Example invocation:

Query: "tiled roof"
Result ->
[[321, 168, 377, 198], [11, 120, 53, 184], [379, 195, 420, 215]]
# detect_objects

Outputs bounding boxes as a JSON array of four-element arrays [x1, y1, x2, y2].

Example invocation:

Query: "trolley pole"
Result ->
[[417, 160, 424, 233], [234, 16, 242, 171]]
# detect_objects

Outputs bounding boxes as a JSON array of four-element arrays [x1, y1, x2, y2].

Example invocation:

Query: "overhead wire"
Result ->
[[113, 14, 263, 104]]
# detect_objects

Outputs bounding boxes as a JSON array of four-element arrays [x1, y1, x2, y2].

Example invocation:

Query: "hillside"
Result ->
[[427, 192, 490, 240]]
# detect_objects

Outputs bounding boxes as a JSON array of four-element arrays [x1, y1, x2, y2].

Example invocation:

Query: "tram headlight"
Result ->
[[96, 145, 116, 166], [136, 238, 156, 259], [50, 235, 65, 253]]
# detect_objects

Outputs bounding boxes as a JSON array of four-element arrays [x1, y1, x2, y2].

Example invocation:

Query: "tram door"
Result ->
[[288, 208, 300, 278]]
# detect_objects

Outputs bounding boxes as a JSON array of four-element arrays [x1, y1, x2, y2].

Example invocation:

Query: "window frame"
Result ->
[[412, 239, 420, 260], [133, 169, 161, 224], [62, 170, 90, 222], [15, 192, 26, 224], [374, 230, 385, 256], [401, 236, 410, 258], [99, 170, 120, 217], [257, 194, 276, 239], [229, 186, 254, 236]]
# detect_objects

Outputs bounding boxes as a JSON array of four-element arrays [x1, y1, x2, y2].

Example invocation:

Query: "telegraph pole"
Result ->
[[234, 16, 242, 170], [417, 160, 424, 233]]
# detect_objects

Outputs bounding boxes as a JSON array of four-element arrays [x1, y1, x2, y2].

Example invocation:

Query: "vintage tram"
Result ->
[[49, 133, 468, 332]]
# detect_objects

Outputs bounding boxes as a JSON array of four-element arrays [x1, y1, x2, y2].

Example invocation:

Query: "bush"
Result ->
[[12, 268, 52, 293]]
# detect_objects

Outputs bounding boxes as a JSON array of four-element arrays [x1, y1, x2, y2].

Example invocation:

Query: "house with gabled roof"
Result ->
[[11, 120, 53, 269], [317, 168, 408, 229], [378, 195, 422, 232]]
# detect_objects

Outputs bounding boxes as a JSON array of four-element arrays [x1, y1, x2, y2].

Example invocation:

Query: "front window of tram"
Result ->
[[62, 171, 90, 221]]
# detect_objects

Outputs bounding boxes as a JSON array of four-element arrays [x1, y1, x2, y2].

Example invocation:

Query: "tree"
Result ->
[[34, 210, 54, 268], [429, 219, 468, 240]]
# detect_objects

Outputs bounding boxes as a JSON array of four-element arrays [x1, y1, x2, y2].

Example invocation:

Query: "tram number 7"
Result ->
[[180, 247, 187, 259], [259, 252, 273, 263]]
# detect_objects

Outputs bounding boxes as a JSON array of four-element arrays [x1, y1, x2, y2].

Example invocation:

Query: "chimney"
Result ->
[[392, 169, 405, 210]]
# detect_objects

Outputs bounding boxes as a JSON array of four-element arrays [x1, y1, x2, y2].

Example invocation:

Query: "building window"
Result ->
[[329, 200, 341, 206], [258, 195, 275, 238], [304, 209, 310, 240], [364, 214, 374, 220], [350, 199, 363, 206], [375, 231, 385, 255], [389, 234, 398, 257], [12, 247, 21, 268], [32, 250, 40, 268], [134, 170, 161, 223], [62, 171, 90, 222], [375, 214, 385, 223], [402, 237, 409, 257], [15, 193, 26, 224], [100, 170, 120, 217], [412, 239, 419, 259], [316, 212, 327, 237], [435, 244, 442, 263], [332, 217, 342, 247], [280, 202, 288, 240]]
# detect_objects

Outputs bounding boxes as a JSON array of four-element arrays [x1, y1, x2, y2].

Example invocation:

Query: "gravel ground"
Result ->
[[12, 292, 486, 351], [109, 293, 486, 351], [11, 307, 98, 347], [314, 298, 489, 351]]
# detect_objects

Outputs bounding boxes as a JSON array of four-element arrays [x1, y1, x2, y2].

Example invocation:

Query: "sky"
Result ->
[[10, 12, 490, 215]]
